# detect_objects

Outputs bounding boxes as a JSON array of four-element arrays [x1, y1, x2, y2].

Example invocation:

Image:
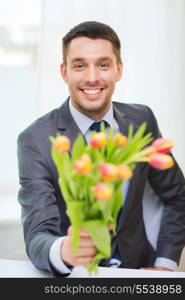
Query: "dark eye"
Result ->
[[74, 64, 84, 70], [99, 63, 109, 69]]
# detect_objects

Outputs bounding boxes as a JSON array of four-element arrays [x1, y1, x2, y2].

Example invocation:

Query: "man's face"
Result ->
[[61, 37, 122, 120]]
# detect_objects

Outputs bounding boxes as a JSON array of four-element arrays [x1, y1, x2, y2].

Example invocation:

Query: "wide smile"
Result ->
[[79, 88, 105, 99]]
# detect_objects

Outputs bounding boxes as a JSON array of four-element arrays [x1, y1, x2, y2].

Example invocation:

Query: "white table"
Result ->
[[1, 259, 185, 278], [0, 259, 51, 278]]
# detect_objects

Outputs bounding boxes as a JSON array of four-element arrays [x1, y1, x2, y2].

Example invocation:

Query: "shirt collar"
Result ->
[[69, 98, 117, 135]]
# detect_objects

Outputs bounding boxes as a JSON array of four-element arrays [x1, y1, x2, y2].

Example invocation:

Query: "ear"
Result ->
[[60, 63, 68, 83], [116, 61, 123, 82]]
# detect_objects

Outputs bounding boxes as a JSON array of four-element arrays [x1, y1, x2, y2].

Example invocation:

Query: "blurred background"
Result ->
[[0, 0, 185, 270]]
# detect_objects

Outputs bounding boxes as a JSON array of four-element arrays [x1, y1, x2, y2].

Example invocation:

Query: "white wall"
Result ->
[[38, 0, 185, 172], [0, 0, 42, 193]]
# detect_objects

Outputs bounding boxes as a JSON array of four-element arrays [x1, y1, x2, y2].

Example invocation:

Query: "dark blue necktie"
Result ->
[[89, 120, 109, 132]]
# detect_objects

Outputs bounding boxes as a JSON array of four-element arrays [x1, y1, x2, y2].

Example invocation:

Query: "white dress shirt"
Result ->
[[49, 99, 177, 274]]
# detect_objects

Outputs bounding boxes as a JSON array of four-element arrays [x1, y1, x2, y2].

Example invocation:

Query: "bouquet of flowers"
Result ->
[[50, 122, 174, 274]]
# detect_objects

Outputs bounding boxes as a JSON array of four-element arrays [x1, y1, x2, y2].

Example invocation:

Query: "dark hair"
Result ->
[[62, 21, 121, 64]]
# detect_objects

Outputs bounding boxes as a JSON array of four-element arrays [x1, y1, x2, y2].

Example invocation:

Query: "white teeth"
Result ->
[[83, 89, 101, 95]]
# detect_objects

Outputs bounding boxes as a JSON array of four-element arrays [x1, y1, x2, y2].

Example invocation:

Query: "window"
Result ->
[[0, 0, 41, 197]]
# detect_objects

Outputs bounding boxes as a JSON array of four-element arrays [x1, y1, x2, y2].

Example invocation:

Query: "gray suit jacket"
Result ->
[[17, 99, 185, 276]]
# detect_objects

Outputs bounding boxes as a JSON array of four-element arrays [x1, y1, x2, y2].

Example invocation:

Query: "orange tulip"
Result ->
[[93, 183, 113, 201], [152, 138, 174, 154], [90, 132, 107, 148], [116, 164, 133, 179], [99, 163, 118, 182], [53, 135, 70, 154], [113, 133, 127, 147], [73, 154, 91, 175], [149, 153, 174, 170]]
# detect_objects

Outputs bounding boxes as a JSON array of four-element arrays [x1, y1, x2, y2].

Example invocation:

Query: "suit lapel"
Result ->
[[113, 102, 144, 232], [113, 103, 129, 136], [57, 98, 84, 152], [116, 167, 142, 233]]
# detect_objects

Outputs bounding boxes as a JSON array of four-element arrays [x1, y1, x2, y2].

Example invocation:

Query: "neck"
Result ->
[[82, 110, 108, 121]]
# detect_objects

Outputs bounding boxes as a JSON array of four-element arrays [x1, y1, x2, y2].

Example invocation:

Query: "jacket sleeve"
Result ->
[[17, 130, 67, 276], [146, 106, 185, 263]]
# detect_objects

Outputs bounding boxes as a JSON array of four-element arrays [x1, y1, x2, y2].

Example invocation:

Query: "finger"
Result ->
[[78, 237, 95, 247], [75, 246, 97, 257], [79, 228, 91, 237], [67, 226, 91, 238], [155, 267, 173, 271], [67, 226, 73, 236], [72, 257, 94, 267]]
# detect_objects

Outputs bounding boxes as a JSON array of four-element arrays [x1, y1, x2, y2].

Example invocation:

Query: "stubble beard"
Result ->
[[69, 86, 114, 120]]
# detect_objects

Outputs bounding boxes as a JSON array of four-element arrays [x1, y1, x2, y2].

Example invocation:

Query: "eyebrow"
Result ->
[[71, 56, 113, 64], [98, 57, 113, 62], [71, 58, 84, 63]]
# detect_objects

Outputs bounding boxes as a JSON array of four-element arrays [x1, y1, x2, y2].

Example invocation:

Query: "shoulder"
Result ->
[[113, 101, 154, 117], [17, 107, 60, 145], [113, 101, 159, 137]]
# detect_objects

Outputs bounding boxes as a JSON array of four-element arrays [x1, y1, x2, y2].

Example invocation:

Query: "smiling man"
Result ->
[[17, 21, 185, 277], [61, 36, 122, 120]]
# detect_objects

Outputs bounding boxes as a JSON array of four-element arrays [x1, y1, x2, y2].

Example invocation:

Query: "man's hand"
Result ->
[[140, 267, 173, 271], [61, 226, 97, 267]]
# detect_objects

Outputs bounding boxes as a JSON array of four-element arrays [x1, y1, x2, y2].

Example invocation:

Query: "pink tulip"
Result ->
[[149, 153, 174, 170], [99, 163, 118, 182], [90, 132, 107, 148], [73, 154, 91, 175], [113, 133, 127, 147], [116, 164, 133, 179], [53, 136, 70, 154], [143, 145, 156, 156], [93, 183, 113, 201], [152, 138, 174, 154]]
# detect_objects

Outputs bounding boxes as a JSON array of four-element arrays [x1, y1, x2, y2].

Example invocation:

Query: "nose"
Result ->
[[84, 65, 100, 85]]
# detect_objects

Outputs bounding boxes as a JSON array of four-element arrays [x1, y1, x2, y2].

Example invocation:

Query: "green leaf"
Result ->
[[111, 122, 153, 163], [51, 147, 64, 177], [85, 201, 101, 219], [96, 198, 113, 222], [71, 134, 86, 161], [58, 177, 72, 203], [108, 148, 124, 164], [81, 220, 111, 274], [81, 220, 111, 257], [67, 201, 84, 254], [108, 126, 114, 139], [128, 123, 134, 140], [106, 140, 117, 161], [90, 147, 102, 163], [100, 121, 106, 132], [55, 153, 78, 201], [86, 251, 105, 275], [49, 136, 55, 143]]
